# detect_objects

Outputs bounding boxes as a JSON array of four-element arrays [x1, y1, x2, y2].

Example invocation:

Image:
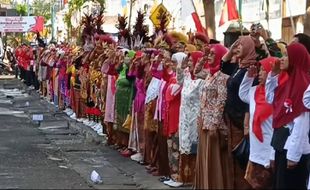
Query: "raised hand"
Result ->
[[247, 65, 258, 78], [181, 56, 189, 69], [271, 59, 281, 76]]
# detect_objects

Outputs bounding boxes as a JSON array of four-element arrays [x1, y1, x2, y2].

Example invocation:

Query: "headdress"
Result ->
[[132, 10, 149, 49], [189, 32, 209, 50], [81, 13, 95, 45], [168, 31, 188, 44], [95, 10, 105, 35], [116, 15, 131, 49]]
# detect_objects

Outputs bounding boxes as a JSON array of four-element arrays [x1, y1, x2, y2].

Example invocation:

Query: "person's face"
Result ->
[[235, 43, 244, 58], [188, 56, 194, 72], [207, 48, 216, 65], [280, 49, 289, 71], [258, 66, 268, 85]]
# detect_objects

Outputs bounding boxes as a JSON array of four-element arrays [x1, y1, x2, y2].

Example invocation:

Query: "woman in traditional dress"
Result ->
[[128, 51, 150, 163], [189, 44, 232, 189], [102, 49, 120, 146], [221, 36, 258, 189], [176, 51, 203, 186], [114, 50, 136, 155], [266, 42, 310, 189], [239, 57, 278, 189], [162, 52, 186, 188]]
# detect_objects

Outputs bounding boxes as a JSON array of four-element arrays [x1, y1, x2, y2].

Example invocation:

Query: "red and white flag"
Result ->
[[219, 0, 239, 26], [181, 0, 207, 35]]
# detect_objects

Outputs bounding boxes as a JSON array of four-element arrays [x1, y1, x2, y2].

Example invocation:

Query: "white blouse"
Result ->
[[177, 67, 204, 154], [303, 84, 310, 109], [265, 73, 310, 162], [239, 74, 275, 167]]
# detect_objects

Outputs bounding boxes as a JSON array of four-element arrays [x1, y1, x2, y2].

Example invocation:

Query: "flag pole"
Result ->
[[238, 0, 243, 36], [287, 0, 296, 35], [128, 0, 134, 32], [190, 0, 198, 13]]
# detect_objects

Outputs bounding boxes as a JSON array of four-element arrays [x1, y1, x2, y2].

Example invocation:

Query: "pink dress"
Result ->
[[102, 63, 117, 123]]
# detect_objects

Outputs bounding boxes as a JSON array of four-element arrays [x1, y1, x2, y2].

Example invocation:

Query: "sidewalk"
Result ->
[[0, 78, 184, 189]]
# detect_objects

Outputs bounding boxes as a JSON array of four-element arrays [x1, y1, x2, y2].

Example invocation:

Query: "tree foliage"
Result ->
[[16, 3, 27, 16], [31, 0, 52, 21]]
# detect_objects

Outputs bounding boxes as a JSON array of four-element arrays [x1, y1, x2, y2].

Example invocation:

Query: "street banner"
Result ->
[[0, 16, 44, 33]]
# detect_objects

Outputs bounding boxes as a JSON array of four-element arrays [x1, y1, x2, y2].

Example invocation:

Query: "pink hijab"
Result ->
[[238, 36, 257, 66], [208, 44, 228, 75]]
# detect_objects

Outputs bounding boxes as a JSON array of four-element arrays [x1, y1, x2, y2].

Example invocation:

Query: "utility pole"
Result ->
[[128, 0, 134, 31], [51, 2, 55, 42]]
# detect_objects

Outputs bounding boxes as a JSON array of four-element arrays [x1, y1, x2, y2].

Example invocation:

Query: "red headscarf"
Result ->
[[238, 36, 257, 66], [190, 51, 203, 79], [208, 44, 228, 75], [253, 57, 277, 142], [273, 42, 310, 129]]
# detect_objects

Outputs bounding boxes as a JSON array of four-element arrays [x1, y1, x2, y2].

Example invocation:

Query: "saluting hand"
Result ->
[[271, 59, 281, 76], [247, 65, 258, 78], [181, 56, 189, 69]]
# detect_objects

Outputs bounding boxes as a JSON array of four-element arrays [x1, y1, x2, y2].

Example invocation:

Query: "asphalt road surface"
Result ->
[[0, 78, 173, 189]]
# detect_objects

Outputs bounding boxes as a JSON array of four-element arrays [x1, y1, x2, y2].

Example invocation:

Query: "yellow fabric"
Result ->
[[168, 31, 188, 44], [186, 44, 197, 53], [122, 114, 132, 130]]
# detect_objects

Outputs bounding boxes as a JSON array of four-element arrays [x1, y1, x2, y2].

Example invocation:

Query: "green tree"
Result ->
[[31, 0, 52, 21], [16, 3, 28, 16]]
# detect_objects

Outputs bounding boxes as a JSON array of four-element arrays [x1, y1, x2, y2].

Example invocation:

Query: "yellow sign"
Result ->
[[149, 3, 171, 27]]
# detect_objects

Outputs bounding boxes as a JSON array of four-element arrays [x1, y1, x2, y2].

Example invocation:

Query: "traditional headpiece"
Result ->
[[116, 15, 131, 49], [189, 32, 209, 50], [168, 31, 188, 44], [132, 10, 149, 49], [100, 35, 116, 45], [81, 13, 95, 45], [95, 10, 105, 35]]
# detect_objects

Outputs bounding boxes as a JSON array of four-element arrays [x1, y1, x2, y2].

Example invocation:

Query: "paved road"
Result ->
[[0, 78, 172, 189]]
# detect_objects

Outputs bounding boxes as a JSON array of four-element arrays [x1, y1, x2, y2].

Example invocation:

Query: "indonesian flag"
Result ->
[[181, 0, 207, 36], [219, 0, 239, 26]]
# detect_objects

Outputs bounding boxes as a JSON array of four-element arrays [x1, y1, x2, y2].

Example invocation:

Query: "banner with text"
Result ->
[[0, 16, 44, 33]]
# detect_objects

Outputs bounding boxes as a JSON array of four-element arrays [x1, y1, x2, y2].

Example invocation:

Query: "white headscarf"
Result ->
[[171, 52, 187, 66]]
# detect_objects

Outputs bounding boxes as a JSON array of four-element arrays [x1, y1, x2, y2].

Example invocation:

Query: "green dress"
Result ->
[[115, 64, 134, 133]]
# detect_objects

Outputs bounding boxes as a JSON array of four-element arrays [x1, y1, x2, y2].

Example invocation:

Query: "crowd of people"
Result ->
[[13, 16, 310, 189]]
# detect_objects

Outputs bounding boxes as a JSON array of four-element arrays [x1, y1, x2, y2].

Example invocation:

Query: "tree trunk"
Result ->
[[304, 0, 310, 35], [202, 0, 216, 39]]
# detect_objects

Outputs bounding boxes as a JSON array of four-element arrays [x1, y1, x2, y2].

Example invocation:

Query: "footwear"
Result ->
[[66, 110, 74, 116], [121, 149, 133, 157], [88, 121, 96, 127], [70, 113, 77, 120], [76, 118, 84, 122], [83, 119, 90, 125], [159, 176, 170, 182], [93, 123, 102, 131], [145, 165, 153, 170], [130, 153, 143, 162], [146, 167, 157, 173], [138, 160, 146, 165], [164, 179, 183, 187], [151, 171, 160, 176]]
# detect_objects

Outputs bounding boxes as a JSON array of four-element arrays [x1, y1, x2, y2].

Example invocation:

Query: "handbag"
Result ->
[[122, 114, 132, 130], [190, 141, 198, 155], [232, 137, 250, 170]]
